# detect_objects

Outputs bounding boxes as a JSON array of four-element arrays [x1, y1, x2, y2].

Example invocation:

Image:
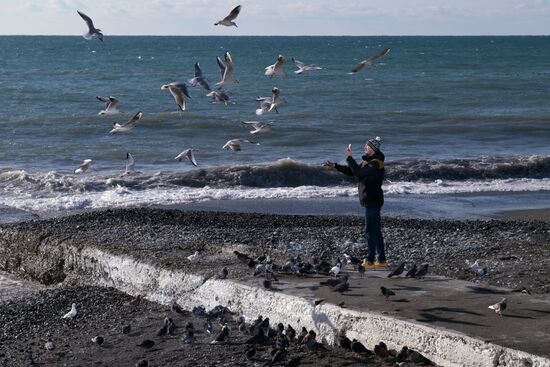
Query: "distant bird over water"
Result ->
[[77, 11, 103, 42], [175, 149, 197, 167], [265, 55, 287, 78], [223, 139, 259, 151], [109, 112, 143, 135], [97, 96, 120, 115], [189, 62, 211, 92], [215, 5, 242, 27], [292, 57, 322, 74], [351, 48, 390, 73], [74, 160, 92, 174]]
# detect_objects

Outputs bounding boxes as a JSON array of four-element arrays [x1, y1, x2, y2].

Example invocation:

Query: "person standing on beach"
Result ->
[[323, 137, 387, 269]]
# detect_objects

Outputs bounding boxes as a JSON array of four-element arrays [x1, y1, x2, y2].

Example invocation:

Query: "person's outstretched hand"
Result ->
[[323, 160, 335, 168]]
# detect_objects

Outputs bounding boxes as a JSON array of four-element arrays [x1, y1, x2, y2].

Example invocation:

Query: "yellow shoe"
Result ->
[[375, 260, 388, 269], [362, 259, 375, 270]]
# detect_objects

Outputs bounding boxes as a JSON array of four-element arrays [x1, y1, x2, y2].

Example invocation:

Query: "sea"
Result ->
[[0, 35, 549, 222]]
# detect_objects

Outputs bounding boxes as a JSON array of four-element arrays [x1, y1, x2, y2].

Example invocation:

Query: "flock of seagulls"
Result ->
[[73, 6, 391, 175]]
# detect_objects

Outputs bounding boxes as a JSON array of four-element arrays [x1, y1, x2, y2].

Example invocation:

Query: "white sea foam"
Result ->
[[1, 179, 548, 213]]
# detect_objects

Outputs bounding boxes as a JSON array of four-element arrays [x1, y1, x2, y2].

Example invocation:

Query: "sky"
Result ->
[[0, 0, 550, 36]]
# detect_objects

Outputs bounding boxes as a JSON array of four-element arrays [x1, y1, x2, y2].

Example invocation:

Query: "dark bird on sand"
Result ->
[[245, 346, 256, 360], [128, 294, 142, 306], [285, 324, 296, 341], [122, 324, 131, 334], [405, 263, 418, 278], [357, 263, 366, 276], [488, 298, 507, 316], [91, 336, 104, 345], [217, 267, 229, 279], [171, 300, 185, 314], [263, 278, 272, 289], [330, 281, 349, 292], [381, 286, 396, 299], [336, 331, 351, 350], [321, 274, 349, 287], [211, 325, 230, 344], [314, 299, 325, 306], [182, 328, 194, 343], [234, 250, 252, 262], [388, 262, 406, 278], [270, 350, 285, 366], [296, 327, 308, 344], [204, 319, 213, 334], [136, 339, 155, 348], [338, 301, 346, 308], [374, 342, 390, 359], [156, 323, 168, 337], [285, 356, 303, 367], [415, 263, 429, 278], [351, 338, 369, 354], [135, 359, 148, 367], [45, 339, 55, 351]]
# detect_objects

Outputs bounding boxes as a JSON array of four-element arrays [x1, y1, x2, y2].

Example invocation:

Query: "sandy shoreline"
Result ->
[[498, 208, 550, 222]]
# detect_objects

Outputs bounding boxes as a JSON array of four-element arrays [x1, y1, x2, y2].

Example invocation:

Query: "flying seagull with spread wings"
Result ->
[[77, 11, 103, 42], [351, 48, 390, 73], [161, 83, 191, 111], [215, 5, 242, 27], [109, 111, 143, 134]]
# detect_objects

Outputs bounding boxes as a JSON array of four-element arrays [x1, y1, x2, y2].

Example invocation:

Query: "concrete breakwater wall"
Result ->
[[0, 223, 548, 367]]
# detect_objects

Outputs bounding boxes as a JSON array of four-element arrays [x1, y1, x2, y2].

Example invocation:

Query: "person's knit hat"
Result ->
[[367, 136, 381, 151]]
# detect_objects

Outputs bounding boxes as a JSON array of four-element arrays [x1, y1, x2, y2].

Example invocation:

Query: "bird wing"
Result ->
[[216, 56, 227, 80], [194, 62, 203, 77], [167, 85, 190, 111], [223, 52, 234, 81], [125, 152, 135, 172], [292, 57, 305, 69], [366, 47, 390, 63], [77, 10, 95, 31], [186, 149, 198, 166], [351, 60, 367, 73], [122, 111, 142, 128], [223, 5, 242, 22]]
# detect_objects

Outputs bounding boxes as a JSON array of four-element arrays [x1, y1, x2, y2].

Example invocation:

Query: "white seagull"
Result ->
[[188, 62, 211, 91], [292, 57, 322, 74], [216, 52, 238, 89], [222, 139, 260, 151], [76, 11, 103, 42], [161, 83, 191, 111], [62, 303, 78, 319], [207, 89, 230, 105], [96, 96, 120, 115], [74, 159, 92, 174], [264, 55, 287, 78], [214, 5, 242, 27], [242, 121, 273, 135], [109, 111, 143, 135], [351, 47, 390, 73], [121, 152, 135, 176], [187, 251, 200, 262], [329, 263, 341, 277], [175, 149, 198, 167], [256, 87, 283, 115]]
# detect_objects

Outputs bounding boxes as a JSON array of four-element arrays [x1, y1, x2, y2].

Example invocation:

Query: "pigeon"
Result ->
[[351, 48, 390, 73], [388, 262, 406, 278], [296, 327, 308, 344], [122, 324, 131, 334], [216, 52, 238, 88], [128, 295, 142, 306], [23, 351, 34, 365], [292, 57, 322, 74], [161, 83, 191, 111], [216, 267, 229, 279], [330, 281, 349, 293], [405, 263, 418, 277], [255, 87, 283, 115], [351, 338, 368, 354], [175, 149, 197, 167], [380, 286, 396, 299], [211, 325, 230, 344], [188, 62, 211, 91], [136, 340, 155, 348], [415, 263, 429, 278], [214, 5, 242, 27], [166, 317, 176, 335], [44, 339, 55, 351], [488, 298, 507, 316], [242, 121, 273, 135], [269, 350, 285, 366], [314, 299, 324, 307], [343, 253, 361, 265], [121, 152, 135, 176], [156, 322, 168, 337], [357, 263, 366, 276], [74, 160, 92, 174], [321, 274, 349, 287], [336, 331, 351, 350], [182, 328, 194, 343], [374, 342, 390, 359], [91, 336, 104, 345], [466, 259, 487, 276], [204, 319, 213, 334], [187, 251, 200, 262], [329, 263, 341, 277], [171, 300, 185, 314], [77, 11, 103, 42], [222, 139, 259, 151], [97, 96, 120, 115], [234, 250, 252, 262], [265, 55, 287, 78], [62, 303, 77, 319], [109, 111, 143, 134]]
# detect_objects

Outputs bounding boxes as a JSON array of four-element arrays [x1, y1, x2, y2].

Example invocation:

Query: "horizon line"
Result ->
[[1, 34, 549, 37]]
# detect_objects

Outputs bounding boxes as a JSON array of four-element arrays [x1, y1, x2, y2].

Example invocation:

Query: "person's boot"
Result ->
[[362, 259, 376, 270], [374, 260, 388, 269]]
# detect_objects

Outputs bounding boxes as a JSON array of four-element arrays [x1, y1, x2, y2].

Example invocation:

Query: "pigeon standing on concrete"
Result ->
[[387, 262, 406, 278], [405, 263, 417, 278], [380, 286, 396, 300]]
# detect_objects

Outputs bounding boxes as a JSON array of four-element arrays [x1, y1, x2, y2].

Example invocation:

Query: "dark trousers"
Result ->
[[365, 206, 385, 262]]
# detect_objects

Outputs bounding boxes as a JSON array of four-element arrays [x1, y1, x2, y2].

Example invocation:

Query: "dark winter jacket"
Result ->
[[334, 150, 385, 207]]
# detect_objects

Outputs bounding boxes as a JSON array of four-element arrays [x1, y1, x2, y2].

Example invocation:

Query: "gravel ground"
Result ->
[[0, 286, 432, 367]]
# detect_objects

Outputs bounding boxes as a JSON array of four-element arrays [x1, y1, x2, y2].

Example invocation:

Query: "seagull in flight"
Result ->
[[74, 159, 92, 174], [351, 48, 390, 73], [121, 152, 135, 176], [189, 62, 211, 91], [242, 121, 273, 135], [77, 11, 103, 42], [175, 149, 198, 167], [222, 139, 259, 151], [292, 57, 322, 74], [214, 5, 242, 27], [256, 87, 283, 115], [265, 55, 287, 78], [96, 96, 120, 115], [109, 111, 143, 134], [207, 89, 230, 104], [216, 52, 238, 89], [161, 83, 191, 111]]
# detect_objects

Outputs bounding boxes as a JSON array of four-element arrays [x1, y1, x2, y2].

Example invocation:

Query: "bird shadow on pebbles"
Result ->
[[420, 307, 483, 316], [416, 313, 488, 327], [466, 286, 509, 295]]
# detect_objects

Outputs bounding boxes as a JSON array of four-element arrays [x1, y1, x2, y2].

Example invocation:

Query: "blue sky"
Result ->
[[1, 0, 549, 36]]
